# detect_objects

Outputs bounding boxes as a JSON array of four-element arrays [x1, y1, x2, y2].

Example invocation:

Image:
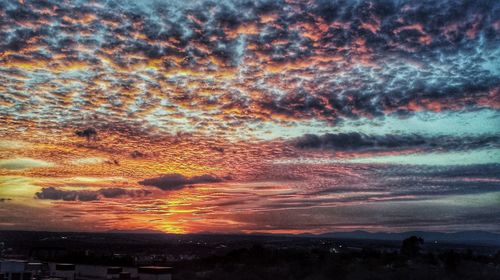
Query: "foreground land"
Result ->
[[1, 231, 500, 280]]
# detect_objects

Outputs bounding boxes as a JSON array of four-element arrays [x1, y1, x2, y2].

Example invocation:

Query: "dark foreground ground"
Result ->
[[1, 231, 500, 280]]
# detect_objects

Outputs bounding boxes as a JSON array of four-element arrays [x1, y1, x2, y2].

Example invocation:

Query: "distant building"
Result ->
[[137, 267, 172, 280], [73, 264, 137, 280], [0, 260, 32, 280], [1, 261, 172, 280], [51, 264, 75, 280]]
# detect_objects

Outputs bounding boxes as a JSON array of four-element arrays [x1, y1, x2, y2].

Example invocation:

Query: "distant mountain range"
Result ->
[[106, 229, 168, 235], [104, 229, 500, 245], [315, 230, 500, 245], [3, 229, 498, 246]]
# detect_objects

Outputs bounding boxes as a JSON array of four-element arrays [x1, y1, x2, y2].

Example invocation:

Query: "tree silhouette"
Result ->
[[400, 236, 424, 257]]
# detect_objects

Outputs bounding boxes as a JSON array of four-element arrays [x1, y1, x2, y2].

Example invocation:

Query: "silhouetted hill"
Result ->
[[318, 230, 500, 245], [106, 229, 167, 234]]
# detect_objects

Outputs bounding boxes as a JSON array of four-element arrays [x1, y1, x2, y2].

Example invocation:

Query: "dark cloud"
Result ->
[[99, 188, 127, 198], [292, 133, 500, 151], [130, 150, 146, 158], [76, 191, 99, 202], [139, 173, 223, 191], [35, 187, 88, 201], [100, 187, 152, 198], [75, 127, 97, 141], [35, 187, 151, 201]]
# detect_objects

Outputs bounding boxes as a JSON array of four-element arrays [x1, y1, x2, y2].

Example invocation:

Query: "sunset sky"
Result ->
[[0, 0, 499, 234]]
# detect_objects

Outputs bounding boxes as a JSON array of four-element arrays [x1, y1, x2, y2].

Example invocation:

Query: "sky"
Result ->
[[0, 0, 499, 234]]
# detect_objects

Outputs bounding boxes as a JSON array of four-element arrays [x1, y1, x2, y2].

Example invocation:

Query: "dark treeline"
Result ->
[[173, 237, 500, 280]]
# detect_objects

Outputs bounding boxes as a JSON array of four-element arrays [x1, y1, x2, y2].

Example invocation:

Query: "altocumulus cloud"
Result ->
[[139, 173, 223, 191], [0, 0, 498, 133]]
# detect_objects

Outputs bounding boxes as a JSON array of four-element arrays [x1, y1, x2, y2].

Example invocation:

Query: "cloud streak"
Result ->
[[292, 133, 500, 152], [35, 187, 151, 201], [0, 158, 54, 170]]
